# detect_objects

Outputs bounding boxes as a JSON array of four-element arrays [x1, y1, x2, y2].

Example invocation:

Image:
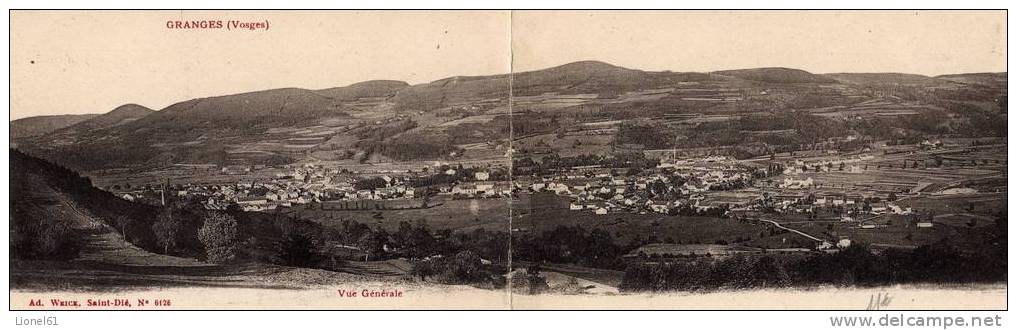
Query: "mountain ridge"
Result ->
[[12, 60, 1007, 171], [10, 114, 100, 141]]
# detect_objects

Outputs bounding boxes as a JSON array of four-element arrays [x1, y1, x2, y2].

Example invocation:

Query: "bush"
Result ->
[[10, 212, 83, 261], [414, 250, 493, 285], [278, 230, 323, 268], [198, 212, 239, 263]]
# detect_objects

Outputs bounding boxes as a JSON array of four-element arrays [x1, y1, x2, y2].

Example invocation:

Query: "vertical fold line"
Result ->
[[506, 9, 515, 310]]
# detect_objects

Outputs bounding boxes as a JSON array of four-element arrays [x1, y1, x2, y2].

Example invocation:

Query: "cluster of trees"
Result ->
[[11, 149, 122, 260], [617, 122, 677, 149], [357, 133, 462, 162], [615, 103, 1006, 161], [409, 250, 506, 286], [443, 116, 512, 145], [512, 226, 627, 270], [622, 254, 798, 291], [622, 232, 1007, 292], [26, 133, 164, 171], [405, 224, 634, 286], [349, 119, 466, 162], [353, 177, 389, 190], [513, 153, 658, 176], [11, 149, 329, 267], [352, 119, 418, 141], [10, 202, 83, 261], [615, 113, 855, 158]]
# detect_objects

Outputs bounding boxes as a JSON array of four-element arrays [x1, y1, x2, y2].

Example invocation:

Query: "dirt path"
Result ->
[[756, 218, 829, 245]]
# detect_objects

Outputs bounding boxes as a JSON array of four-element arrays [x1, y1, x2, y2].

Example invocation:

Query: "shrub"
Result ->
[[198, 212, 239, 263], [10, 206, 83, 260], [416, 250, 493, 285]]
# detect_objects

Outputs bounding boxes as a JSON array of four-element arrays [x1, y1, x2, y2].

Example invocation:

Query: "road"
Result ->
[[754, 217, 830, 245]]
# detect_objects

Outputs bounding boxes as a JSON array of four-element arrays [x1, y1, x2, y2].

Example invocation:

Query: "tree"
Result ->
[[447, 250, 487, 284], [198, 211, 239, 263], [357, 229, 389, 260], [279, 230, 321, 267], [114, 215, 135, 242], [153, 208, 182, 254], [421, 187, 433, 208]]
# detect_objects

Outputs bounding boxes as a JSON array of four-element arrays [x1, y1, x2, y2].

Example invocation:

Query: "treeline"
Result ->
[[513, 152, 658, 176], [621, 231, 1007, 292], [615, 106, 1007, 160], [11, 148, 148, 260], [352, 119, 418, 140], [616, 112, 850, 152], [10, 149, 337, 267], [350, 119, 464, 162], [512, 226, 628, 270], [357, 133, 462, 162], [408, 224, 631, 286]]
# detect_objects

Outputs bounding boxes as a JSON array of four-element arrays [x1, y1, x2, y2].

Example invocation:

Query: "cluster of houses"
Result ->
[[195, 177, 422, 212], [763, 192, 916, 215], [118, 164, 515, 212], [781, 154, 875, 175], [523, 164, 753, 216]]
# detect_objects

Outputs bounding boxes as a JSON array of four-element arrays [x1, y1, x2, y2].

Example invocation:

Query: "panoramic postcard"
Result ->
[[8, 10, 1007, 309]]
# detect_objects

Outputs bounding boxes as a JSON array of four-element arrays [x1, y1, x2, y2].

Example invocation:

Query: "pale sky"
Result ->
[[512, 10, 1006, 76], [10, 10, 512, 120], [10, 10, 1007, 120]]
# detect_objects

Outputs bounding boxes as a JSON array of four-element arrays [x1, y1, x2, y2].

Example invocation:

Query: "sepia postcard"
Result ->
[[7, 10, 1008, 310]]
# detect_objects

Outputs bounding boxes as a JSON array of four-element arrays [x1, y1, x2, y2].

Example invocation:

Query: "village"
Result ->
[[112, 139, 987, 220], [103, 135, 1006, 259]]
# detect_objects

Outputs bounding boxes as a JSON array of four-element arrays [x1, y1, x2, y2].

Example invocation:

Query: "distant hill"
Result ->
[[390, 60, 721, 111], [10, 114, 99, 141], [49, 104, 155, 134], [390, 72, 510, 112], [936, 72, 1008, 89], [512, 60, 667, 96], [316, 80, 408, 100], [14, 60, 1007, 171], [713, 67, 837, 84], [129, 88, 344, 132], [824, 73, 955, 86]]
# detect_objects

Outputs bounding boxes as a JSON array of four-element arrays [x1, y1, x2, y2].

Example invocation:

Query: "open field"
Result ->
[[774, 213, 999, 252], [284, 195, 511, 233], [514, 194, 769, 246]]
